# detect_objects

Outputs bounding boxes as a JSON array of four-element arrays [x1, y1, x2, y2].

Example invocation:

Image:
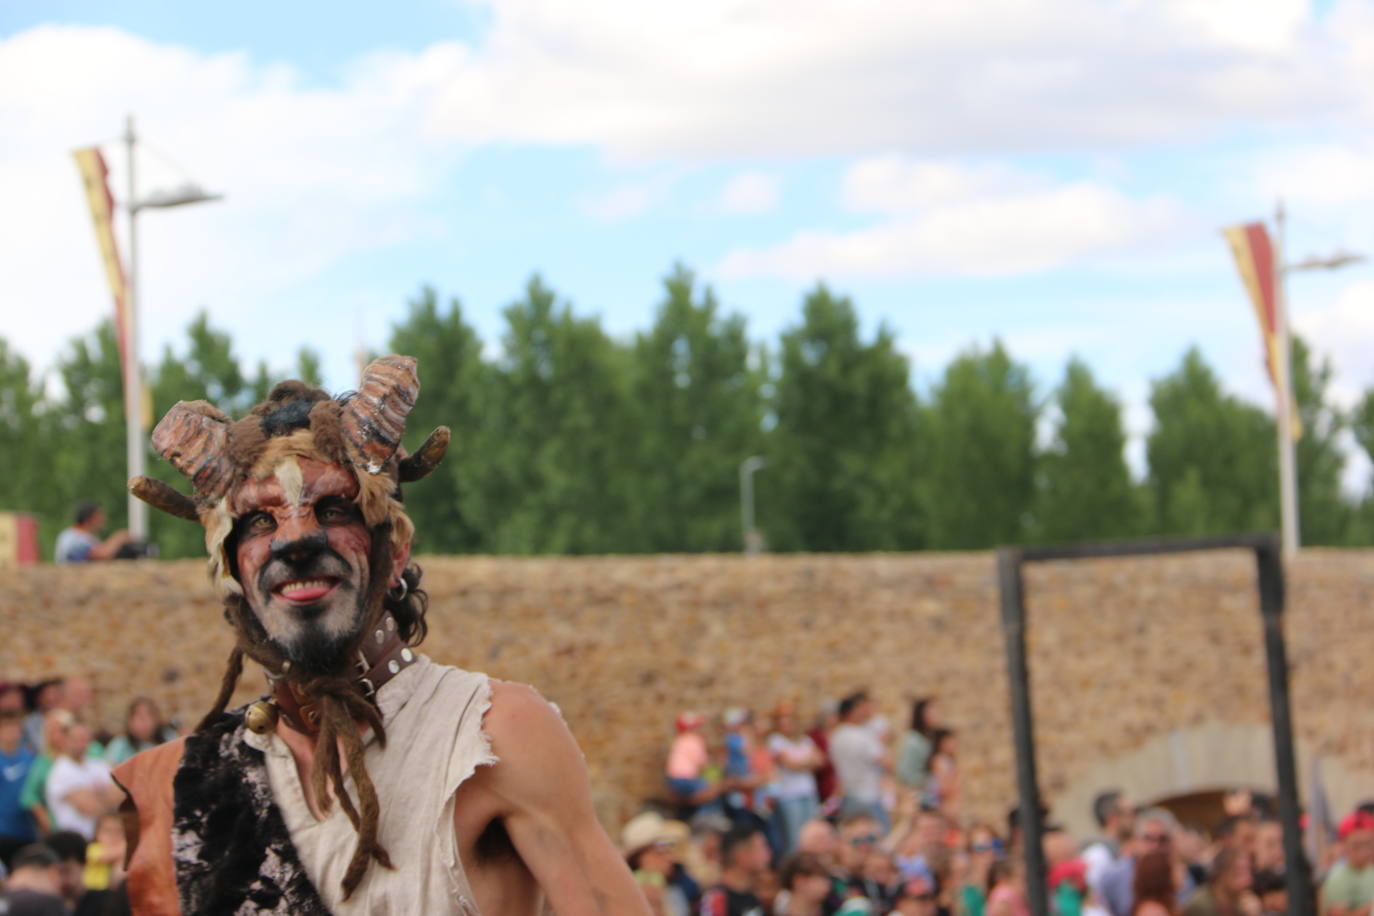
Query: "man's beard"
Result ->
[[278, 599, 366, 675]]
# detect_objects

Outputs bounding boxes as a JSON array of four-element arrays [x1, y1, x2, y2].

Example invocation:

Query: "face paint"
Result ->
[[232, 457, 374, 672]]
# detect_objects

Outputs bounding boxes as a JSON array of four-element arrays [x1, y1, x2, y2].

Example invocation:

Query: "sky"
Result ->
[[4, 0, 1374, 489]]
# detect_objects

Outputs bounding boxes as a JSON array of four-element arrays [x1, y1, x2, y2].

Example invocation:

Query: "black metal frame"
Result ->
[[997, 533, 1311, 916]]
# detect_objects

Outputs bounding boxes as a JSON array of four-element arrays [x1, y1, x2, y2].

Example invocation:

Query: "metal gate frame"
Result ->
[[997, 533, 1311, 916]]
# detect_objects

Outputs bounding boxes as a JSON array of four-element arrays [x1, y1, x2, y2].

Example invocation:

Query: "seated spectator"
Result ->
[[1322, 810, 1374, 916], [1182, 847, 1259, 916], [621, 810, 691, 916], [82, 811, 126, 892], [19, 709, 73, 836], [1252, 819, 1284, 875], [776, 850, 835, 916], [102, 697, 177, 766], [54, 502, 130, 564], [44, 721, 120, 841], [0, 843, 67, 916], [666, 712, 718, 815], [0, 701, 37, 868], [889, 875, 939, 916], [1131, 850, 1177, 916], [700, 821, 771, 916]]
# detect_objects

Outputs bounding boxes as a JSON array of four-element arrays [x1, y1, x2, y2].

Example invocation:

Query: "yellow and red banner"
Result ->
[[1224, 221, 1300, 439], [73, 147, 130, 366]]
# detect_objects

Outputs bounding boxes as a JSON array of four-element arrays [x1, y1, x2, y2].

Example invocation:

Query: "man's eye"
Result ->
[[318, 503, 353, 523], [243, 512, 275, 534]]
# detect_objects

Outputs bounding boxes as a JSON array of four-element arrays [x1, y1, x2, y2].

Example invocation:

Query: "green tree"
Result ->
[[0, 339, 53, 531], [1289, 336, 1350, 545], [627, 265, 764, 551], [920, 340, 1037, 549], [482, 276, 635, 553], [765, 284, 920, 551], [1035, 358, 1139, 542], [388, 286, 490, 553], [295, 347, 324, 388], [1146, 347, 1276, 535]]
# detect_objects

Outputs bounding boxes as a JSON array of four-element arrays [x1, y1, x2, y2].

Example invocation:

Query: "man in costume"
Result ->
[[116, 355, 649, 914]]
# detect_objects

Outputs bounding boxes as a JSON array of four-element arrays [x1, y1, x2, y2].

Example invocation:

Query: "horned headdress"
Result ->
[[130, 354, 450, 898]]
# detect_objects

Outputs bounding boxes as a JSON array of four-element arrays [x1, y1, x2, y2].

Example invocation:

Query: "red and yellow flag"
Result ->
[[1223, 221, 1300, 439]]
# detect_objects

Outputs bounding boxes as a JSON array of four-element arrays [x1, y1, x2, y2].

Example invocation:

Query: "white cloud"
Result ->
[[581, 178, 670, 221], [717, 171, 778, 214], [720, 159, 1183, 279], [410, 0, 1374, 161]]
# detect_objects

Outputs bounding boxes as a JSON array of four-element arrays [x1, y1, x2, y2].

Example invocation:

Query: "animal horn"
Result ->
[[342, 355, 419, 475], [151, 401, 235, 503], [129, 476, 200, 521], [398, 426, 450, 482]]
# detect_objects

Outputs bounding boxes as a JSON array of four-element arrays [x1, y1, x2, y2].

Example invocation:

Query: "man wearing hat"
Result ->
[[1323, 809, 1374, 916], [115, 357, 648, 914]]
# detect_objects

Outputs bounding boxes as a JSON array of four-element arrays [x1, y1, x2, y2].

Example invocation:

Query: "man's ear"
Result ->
[[390, 537, 412, 586]]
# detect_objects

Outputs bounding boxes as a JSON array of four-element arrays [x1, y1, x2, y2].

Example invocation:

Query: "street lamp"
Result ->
[[739, 456, 767, 554], [1272, 200, 1364, 556], [121, 114, 224, 542]]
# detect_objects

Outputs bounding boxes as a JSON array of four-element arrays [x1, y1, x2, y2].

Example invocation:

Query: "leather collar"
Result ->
[[271, 613, 417, 735]]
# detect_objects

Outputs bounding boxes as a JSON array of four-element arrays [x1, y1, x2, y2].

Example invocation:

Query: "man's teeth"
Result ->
[[279, 579, 333, 596]]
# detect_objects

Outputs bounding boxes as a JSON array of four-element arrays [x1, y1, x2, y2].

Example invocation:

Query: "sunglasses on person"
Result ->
[[972, 840, 1003, 853], [850, 833, 881, 846], [1141, 832, 1171, 845]]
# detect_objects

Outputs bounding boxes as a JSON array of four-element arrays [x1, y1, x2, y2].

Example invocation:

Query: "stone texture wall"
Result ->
[[3, 550, 1371, 829]]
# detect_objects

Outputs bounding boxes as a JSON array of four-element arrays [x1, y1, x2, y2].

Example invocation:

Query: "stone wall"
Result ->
[[4, 550, 1371, 830]]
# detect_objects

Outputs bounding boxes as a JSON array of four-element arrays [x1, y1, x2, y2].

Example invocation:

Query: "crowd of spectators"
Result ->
[[632, 691, 1374, 916], [0, 677, 177, 915]]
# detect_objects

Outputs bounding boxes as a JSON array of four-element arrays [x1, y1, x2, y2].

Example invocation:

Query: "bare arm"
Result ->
[[476, 681, 651, 916]]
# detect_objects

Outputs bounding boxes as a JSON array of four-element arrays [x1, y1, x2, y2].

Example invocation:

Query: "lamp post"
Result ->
[[121, 114, 223, 541], [739, 456, 766, 554], [1272, 200, 1365, 556]]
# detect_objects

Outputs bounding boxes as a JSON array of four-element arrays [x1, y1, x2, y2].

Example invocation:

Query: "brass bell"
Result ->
[[245, 699, 279, 735]]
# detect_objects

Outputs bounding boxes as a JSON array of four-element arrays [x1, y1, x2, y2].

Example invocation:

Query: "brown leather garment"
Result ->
[[112, 738, 187, 916]]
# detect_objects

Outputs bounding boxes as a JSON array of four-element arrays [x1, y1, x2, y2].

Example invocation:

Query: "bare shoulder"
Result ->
[[480, 680, 587, 805]]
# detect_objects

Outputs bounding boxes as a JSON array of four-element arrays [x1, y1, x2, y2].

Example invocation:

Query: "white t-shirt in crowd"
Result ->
[[767, 733, 820, 800], [46, 755, 113, 840], [830, 722, 885, 803]]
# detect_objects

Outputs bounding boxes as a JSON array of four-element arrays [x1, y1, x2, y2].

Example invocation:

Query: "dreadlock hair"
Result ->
[[198, 513, 431, 899]]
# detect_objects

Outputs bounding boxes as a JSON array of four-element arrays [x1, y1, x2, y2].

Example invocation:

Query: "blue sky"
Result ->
[[4, 0, 1374, 486]]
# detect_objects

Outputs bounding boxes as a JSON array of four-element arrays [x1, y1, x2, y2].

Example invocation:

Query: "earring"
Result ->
[[388, 578, 408, 600]]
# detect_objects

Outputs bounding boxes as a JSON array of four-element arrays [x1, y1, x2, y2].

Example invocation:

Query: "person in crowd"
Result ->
[[889, 875, 939, 916], [102, 697, 177, 766], [959, 824, 1002, 916], [700, 821, 772, 916], [987, 857, 1029, 916], [1215, 817, 1258, 861], [1251, 870, 1286, 916], [768, 704, 825, 857], [757, 867, 783, 915], [53, 681, 101, 760], [688, 813, 733, 891], [1176, 825, 1210, 890], [896, 699, 937, 804], [669, 712, 720, 816], [1102, 809, 1194, 916], [1083, 792, 1136, 900], [1045, 826, 1088, 916], [1252, 818, 1284, 875], [623, 810, 692, 916], [776, 850, 835, 916], [838, 815, 886, 889], [1130, 850, 1178, 916], [19, 680, 62, 757], [0, 702, 37, 868], [0, 842, 67, 916], [722, 708, 759, 815], [82, 811, 126, 893], [926, 730, 958, 815], [809, 703, 840, 809], [893, 810, 946, 884], [830, 693, 891, 829], [1321, 809, 1374, 916], [798, 819, 841, 869], [19, 709, 73, 836], [54, 501, 130, 564], [856, 849, 901, 911], [46, 830, 104, 916], [1182, 847, 1259, 916], [43, 721, 119, 841]]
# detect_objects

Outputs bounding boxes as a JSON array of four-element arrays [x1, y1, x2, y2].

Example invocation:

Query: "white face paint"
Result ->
[[275, 456, 305, 508]]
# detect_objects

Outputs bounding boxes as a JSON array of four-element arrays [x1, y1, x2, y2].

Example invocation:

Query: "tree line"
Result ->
[[5, 265, 1374, 560]]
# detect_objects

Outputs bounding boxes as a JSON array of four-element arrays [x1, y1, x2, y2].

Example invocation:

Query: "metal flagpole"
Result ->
[[1273, 200, 1299, 557], [124, 114, 148, 542]]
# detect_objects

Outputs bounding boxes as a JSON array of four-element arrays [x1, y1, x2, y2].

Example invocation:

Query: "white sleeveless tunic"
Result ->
[[242, 656, 497, 914]]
